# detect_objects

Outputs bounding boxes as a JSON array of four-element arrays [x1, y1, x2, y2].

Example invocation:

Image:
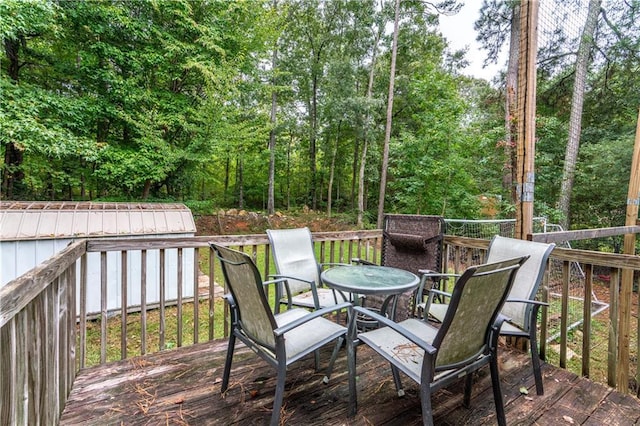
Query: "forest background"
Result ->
[[2, 0, 639, 249]]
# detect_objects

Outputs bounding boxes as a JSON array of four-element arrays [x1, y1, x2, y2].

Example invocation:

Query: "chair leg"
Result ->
[[314, 349, 320, 371], [221, 333, 236, 392], [391, 364, 405, 397], [323, 336, 344, 384], [419, 382, 434, 426], [463, 373, 473, 408], [529, 331, 544, 395], [271, 362, 287, 426], [489, 356, 507, 426], [347, 335, 357, 417]]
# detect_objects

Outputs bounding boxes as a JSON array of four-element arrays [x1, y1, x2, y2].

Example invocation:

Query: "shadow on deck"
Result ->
[[60, 338, 640, 425]]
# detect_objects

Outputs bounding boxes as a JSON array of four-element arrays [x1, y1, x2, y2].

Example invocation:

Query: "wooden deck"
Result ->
[[60, 339, 640, 426]]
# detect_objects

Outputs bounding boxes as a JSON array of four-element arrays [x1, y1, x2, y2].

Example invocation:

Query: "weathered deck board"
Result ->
[[60, 339, 640, 425]]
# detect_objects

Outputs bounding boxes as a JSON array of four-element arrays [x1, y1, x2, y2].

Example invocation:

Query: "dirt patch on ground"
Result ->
[[194, 209, 356, 236]]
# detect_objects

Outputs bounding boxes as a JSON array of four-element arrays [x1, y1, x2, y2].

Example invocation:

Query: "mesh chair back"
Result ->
[[485, 236, 555, 332], [212, 244, 277, 349], [267, 227, 322, 295], [434, 256, 527, 368]]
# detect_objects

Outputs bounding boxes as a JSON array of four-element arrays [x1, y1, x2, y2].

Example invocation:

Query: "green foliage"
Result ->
[[1, 0, 637, 234], [572, 136, 633, 229]]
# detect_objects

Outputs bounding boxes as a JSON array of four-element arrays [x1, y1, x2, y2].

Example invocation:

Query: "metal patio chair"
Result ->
[[212, 244, 351, 426], [422, 235, 556, 395], [267, 227, 350, 313], [347, 256, 528, 426]]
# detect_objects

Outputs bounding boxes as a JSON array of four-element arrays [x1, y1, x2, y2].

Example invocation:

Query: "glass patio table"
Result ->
[[321, 265, 419, 326]]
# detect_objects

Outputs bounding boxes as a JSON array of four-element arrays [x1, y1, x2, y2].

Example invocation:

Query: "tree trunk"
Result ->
[[268, 44, 278, 215], [327, 122, 341, 217], [224, 156, 230, 204], [236, 156, 244, 209], [505, 4, 520, 203], [2, 37, 25, 199], [357, 22, 382, 228], [310, 73, 318, 210], [142, 180, 151, 200], [557, 0, 601, 230], [377, 0, 400, 228], [287, 133, 292, 210]]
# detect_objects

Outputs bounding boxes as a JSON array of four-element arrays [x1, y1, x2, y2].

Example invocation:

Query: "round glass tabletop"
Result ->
[[321, 265, 419, 295]]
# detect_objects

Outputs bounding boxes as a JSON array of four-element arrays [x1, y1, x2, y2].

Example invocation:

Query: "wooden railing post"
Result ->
[[618, 108, 640, 393]]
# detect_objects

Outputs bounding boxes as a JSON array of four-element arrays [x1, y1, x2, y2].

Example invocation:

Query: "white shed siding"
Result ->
[[1, 202, 197, 315]]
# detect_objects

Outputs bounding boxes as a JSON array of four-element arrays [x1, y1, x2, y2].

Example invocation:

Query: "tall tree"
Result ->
[[377, 0, 400, 228], [476, 0, 521, 202], [358, 20, 382, 227], [267, 0, 281, 215], [557, 0, 601, 230]]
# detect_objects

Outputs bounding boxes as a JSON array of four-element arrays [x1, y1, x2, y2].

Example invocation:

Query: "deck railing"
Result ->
[[1, 230, 639, 425]]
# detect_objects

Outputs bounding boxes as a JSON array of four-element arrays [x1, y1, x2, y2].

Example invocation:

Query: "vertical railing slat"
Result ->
[[193, 247, 200, 344], [159, 249, 166, 351], [79, 254, 87, 369], [120, 250, 128, 360], [608, 267, 620, 387], [100, 252, 107, 364], [582, 264, 593, 377], [208, 247, 215, 341], [140, 250, 147, 355], [177, 248, 183, 348], [582, 263, 593, 377], [560, 260, 570, 369], [0, 321, 16, 425]]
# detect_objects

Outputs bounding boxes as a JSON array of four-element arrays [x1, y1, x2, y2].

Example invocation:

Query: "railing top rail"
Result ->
[[528, 225, 640, 244], [85, 230, 382, 252], [444, 234, 640, 270]]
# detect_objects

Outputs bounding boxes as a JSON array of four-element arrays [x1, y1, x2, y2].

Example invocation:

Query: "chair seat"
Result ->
[[499, 320, 526, 336], [358, 318, 438, 383], [421, 302, 447, 322], [274, 308, 346, 362], [282, 287, 345, 310]]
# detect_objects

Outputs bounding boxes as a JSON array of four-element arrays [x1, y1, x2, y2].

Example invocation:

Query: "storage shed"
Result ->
[[0, 201, 197, 315]]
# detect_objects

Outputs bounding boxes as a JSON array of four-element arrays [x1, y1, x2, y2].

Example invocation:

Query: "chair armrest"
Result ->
[[350, 258, 377, 266], [321, 262, 351, 268], [494, 313, 511, 328], [273, 302, 352, 336], [428, 289, 452, 298], [223, 293, 239, 323], [264, 277, 296, 312], [263, 277, 288, 287], [491, 313, 512, 343], [352, 306, 436, 355], [505, 298, 549, 307], [418, 270, 460, 278], [269, 274, 314, 285], [421, 288, 452, 316], [223, 293, 235, 307]]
